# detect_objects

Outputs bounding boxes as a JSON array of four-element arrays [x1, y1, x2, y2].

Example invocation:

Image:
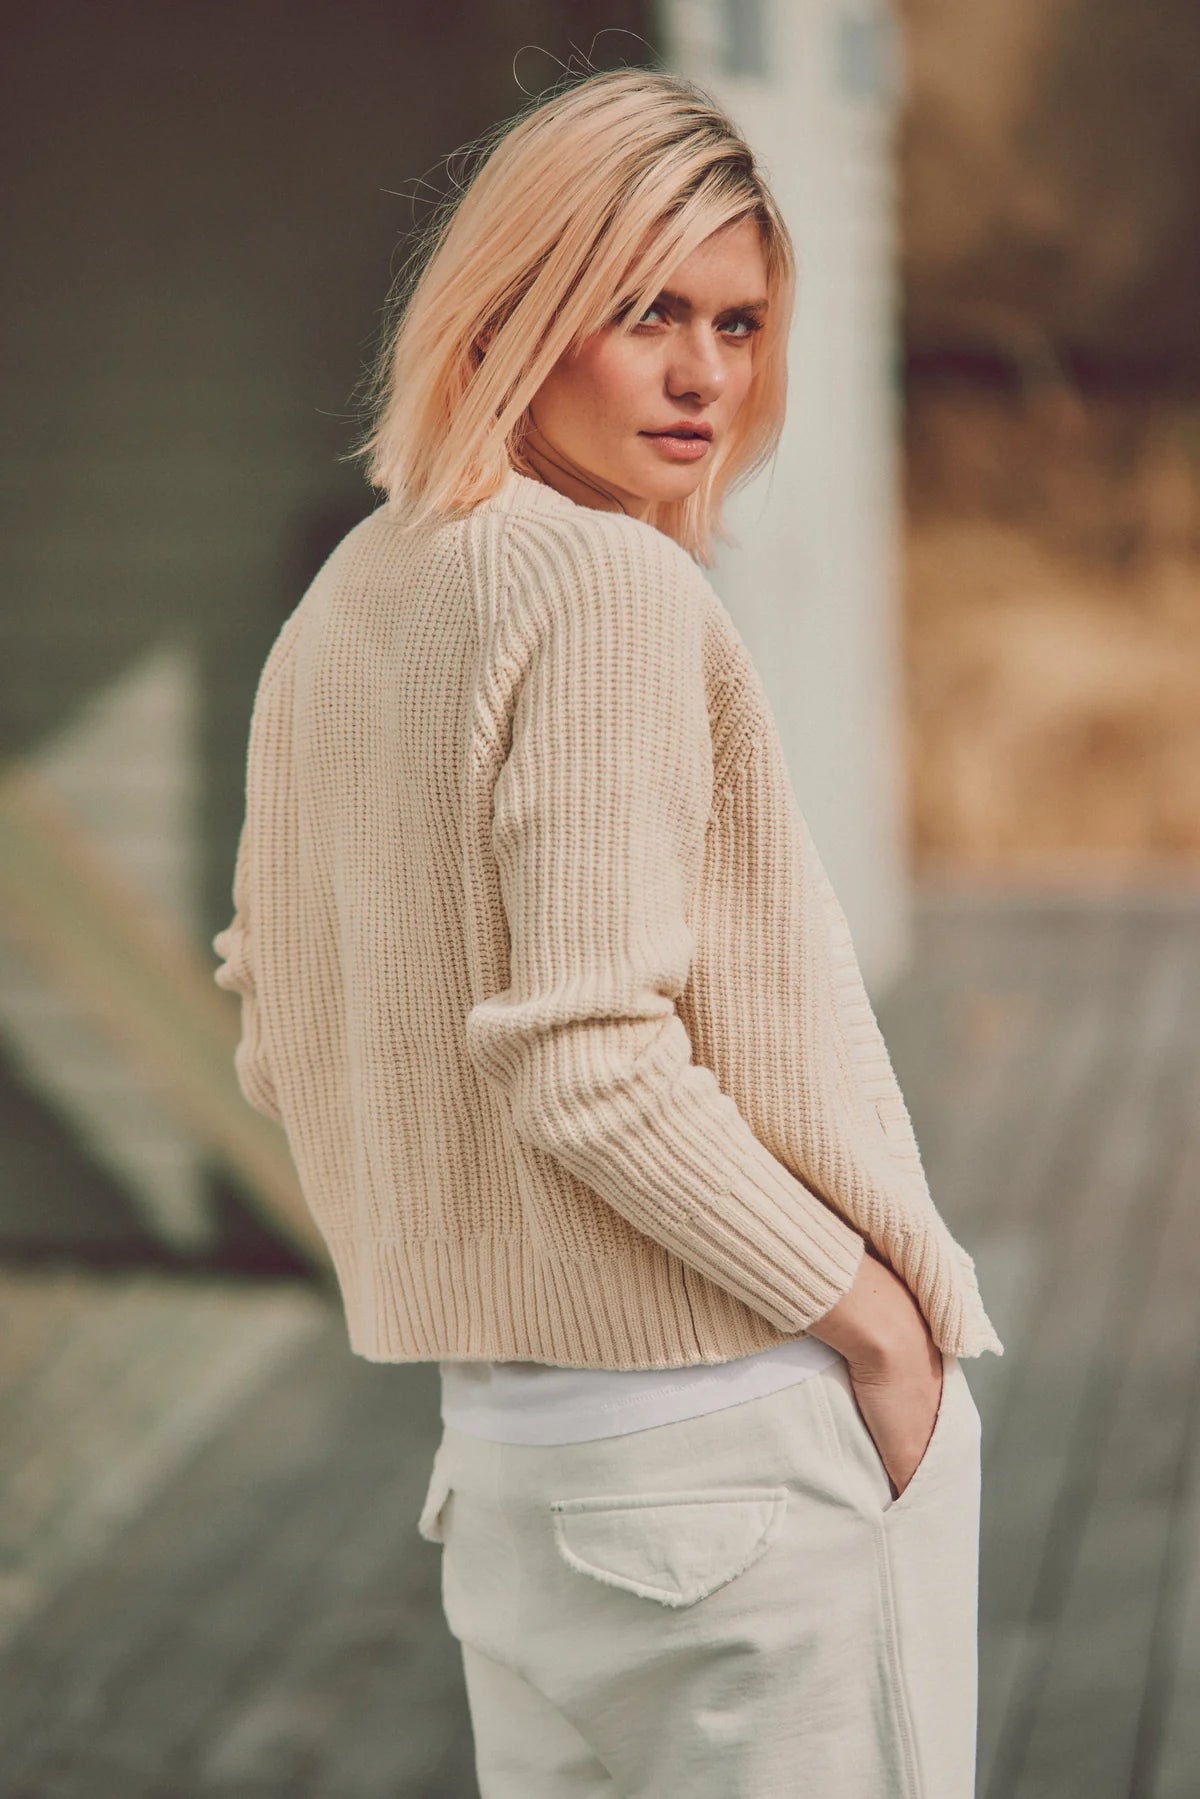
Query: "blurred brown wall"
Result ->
[[896, 0, 1200, 881], [900, 0, 1200, 380]]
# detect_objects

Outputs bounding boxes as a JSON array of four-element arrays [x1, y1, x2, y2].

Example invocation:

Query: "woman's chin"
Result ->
[[626, 456, 708, 505]]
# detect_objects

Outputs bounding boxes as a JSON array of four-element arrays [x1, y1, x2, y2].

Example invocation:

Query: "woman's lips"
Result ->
[[640, 431, 711, 461]]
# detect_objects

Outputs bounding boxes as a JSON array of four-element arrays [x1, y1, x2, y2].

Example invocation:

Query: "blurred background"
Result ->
[[2, 2, 1197, 1795]]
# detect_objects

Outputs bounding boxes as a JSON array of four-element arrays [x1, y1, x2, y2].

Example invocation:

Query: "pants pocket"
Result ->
[[823, 1349, 971, 1519], [416, 1439, 454, 1544], [548, 1485, 789, 1610], [879, 1351, 954, 1517]]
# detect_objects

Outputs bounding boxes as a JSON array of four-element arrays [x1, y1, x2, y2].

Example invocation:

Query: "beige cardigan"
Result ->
[[213, 465, 1003, 1367]]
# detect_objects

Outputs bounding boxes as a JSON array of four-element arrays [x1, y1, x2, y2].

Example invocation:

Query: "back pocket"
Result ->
[[548, 1486, 789, 1610]]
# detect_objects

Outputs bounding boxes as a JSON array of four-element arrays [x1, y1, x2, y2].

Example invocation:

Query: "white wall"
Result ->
[[659, 0, 910, 990]]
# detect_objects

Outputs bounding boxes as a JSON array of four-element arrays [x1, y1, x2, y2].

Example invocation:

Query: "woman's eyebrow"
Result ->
[[655, 288, 769, 315]]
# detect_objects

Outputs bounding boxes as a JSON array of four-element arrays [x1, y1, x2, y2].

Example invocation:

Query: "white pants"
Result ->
[[416, 1348, 983, 1798]]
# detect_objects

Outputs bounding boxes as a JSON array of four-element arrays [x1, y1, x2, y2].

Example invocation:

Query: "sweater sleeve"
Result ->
[[464, 519, 865, 1335], [212, 614, 305, 1127], [212, 813, 283, 1124]]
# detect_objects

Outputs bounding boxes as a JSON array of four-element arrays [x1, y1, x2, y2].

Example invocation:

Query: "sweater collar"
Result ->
[[484, 465, 586, 517], [486, 464, 642, 523]]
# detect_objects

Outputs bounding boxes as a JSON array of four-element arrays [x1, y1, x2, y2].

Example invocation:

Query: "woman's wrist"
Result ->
[[806, 1240, 927, 1371]]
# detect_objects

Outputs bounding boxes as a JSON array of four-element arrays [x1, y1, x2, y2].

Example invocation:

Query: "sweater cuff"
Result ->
[[719, 1127, 868, 1331]]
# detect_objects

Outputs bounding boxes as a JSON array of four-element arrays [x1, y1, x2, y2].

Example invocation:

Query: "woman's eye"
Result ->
[[627, 305, 763, 339]]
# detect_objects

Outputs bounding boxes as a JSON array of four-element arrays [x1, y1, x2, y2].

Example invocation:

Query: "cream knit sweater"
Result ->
[[213, 465, 1003, 1367]]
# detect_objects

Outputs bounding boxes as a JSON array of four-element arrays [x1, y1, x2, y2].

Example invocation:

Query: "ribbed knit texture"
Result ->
[[213, 465, 1004, 1367]]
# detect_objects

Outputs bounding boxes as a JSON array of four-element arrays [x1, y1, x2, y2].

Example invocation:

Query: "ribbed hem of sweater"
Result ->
[[319, 1228, 1003, 1368]]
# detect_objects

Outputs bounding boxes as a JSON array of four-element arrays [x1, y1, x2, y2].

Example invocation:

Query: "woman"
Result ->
[[213, 64, 1004, 1798]]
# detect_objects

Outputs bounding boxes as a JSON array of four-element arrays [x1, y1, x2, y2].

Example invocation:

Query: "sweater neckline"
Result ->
[[487, 465, 579, 516], [487, 464, 645, 524]]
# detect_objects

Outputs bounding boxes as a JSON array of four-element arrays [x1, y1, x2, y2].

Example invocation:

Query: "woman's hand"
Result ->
[[806, 1239, 944, 1498], [844, 1336, 943, 1498]]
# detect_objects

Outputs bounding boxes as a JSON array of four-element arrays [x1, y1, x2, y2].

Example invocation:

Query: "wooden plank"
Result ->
[[0, 1320, 470, 1798], [0, 764, 327, 1263], [1146, 1173, 1200, 1797], [979, 920, 1198, 1796]]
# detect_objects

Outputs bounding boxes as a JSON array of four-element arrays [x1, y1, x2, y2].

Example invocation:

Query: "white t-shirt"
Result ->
[[437, 1334, 843, 1445]]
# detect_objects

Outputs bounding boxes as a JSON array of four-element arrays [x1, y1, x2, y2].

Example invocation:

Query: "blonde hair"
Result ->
[[347, 65, 796, 566]]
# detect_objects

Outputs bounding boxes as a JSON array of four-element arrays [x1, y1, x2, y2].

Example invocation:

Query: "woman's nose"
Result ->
[[666, 330, 727, 403]]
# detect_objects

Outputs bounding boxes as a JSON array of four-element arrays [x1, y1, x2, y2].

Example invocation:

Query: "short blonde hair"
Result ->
[[347, 65, 796, 566]]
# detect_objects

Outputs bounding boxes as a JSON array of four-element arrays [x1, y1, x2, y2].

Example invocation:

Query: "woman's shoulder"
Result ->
[[478, 476, 719, 626]]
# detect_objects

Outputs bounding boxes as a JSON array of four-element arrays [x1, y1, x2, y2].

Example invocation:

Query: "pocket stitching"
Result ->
[[812, 1364, 846, 1467], [549, 1487, 789, 1609]]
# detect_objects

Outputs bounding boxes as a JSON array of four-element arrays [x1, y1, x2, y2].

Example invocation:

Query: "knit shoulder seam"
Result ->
[[497, 501, 695, 594], [494, 502, 708, 666], [462, 511, 537, 765], [483, 508, 716, 796], [710, 719, 770, 824]]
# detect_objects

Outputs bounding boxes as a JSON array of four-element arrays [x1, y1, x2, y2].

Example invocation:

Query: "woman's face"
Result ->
[[521, 216, 769, 518]]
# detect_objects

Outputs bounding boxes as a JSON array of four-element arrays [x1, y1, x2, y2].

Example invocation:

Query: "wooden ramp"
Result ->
[[0, 890, 1196, 1797]]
